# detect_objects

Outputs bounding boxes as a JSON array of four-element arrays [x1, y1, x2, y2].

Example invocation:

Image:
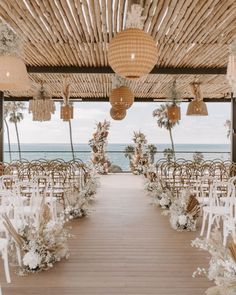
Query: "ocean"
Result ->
[[4, 143, 231, 171]]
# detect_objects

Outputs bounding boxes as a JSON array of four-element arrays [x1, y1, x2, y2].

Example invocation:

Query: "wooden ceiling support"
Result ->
[[4, 96, 230, 103], [27, 66, 227, 75]]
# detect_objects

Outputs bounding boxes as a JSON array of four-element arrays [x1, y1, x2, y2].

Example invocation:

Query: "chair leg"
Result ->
[[223, 222, 228, 246], [200, 211, 207, 236], [16, 245, 22, 266], [206, 214, 213, 240], [2, 248, 11, 283]]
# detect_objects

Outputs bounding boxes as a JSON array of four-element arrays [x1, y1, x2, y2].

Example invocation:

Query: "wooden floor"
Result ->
[[1, 174, 211, 294]]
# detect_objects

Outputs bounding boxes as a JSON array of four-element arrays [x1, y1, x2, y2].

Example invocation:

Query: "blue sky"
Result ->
[[5, 101, 231, 144]]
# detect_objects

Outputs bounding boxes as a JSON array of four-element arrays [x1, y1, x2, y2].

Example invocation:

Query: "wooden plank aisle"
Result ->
[[1, 174, 211, 294]]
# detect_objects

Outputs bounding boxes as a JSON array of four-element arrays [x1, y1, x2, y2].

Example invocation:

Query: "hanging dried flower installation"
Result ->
[[61, 81, 73, 121], [28, 84, 55, 121], [89, 120, 110, 174], [0, 18, 29, 91]]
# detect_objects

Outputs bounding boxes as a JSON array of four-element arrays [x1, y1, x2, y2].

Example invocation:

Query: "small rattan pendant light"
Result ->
[[110, 85, 134, 109], [166, 81, 181, 123], [110, 107, 127, 120], [186, 83, 208, 116], [108, 4, 158, 80]]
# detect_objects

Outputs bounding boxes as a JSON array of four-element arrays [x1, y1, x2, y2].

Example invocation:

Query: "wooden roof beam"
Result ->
[[4, 96, 230, 103], [27, 66, 227, 75]]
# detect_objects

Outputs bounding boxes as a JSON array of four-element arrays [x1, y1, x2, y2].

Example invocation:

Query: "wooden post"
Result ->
[[231, 93, 236, 163], [0, 91, 4, 163]]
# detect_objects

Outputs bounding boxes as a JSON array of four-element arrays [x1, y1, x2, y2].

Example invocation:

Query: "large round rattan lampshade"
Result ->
[[167, 105, 181, 122], [110, 107, 126, 120], [108, 28, 158, 79], [186, 100, 208, 116], [109, 86, 134, 109], [0, 55, 30, 91]]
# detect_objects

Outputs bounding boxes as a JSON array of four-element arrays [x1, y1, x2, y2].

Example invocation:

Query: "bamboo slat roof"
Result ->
[[0, 0, 235, 100]]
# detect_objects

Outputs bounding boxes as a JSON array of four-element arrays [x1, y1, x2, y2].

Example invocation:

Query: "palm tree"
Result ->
[[124, 145, 135, 160], [147, 144, 157, 163], [153, 104, 179, 157], [3, 102, 12, 162], [8, 102, 25, 160], [224, 120, 231, 139]]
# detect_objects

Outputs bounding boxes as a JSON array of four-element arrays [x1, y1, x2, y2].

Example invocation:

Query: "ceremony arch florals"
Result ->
[[89, 120, 110, 174], [192, 229, 236, 294], [169, 189, 200, 231], [131, 131, 149, 175], [3, 205, 70, 275]]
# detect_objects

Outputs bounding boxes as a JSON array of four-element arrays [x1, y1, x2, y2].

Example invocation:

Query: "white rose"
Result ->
[[178, 215, 187, 226], [23, 250, 41, 269], [159, 196, 169, 207]]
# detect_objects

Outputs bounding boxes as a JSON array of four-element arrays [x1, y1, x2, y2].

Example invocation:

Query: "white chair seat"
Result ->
[[203, 206, 230, 216]]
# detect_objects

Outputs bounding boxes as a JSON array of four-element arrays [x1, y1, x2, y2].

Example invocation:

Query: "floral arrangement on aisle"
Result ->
[[131, 131, 149, 175], [3, 204, 70, 275], [169, 189, 200, 231], [152, 185, 173, 210], [144, 164, 158, 191], [64, 189, 89, 221], [63, 171, 100, 220], [89, 120, 110, 174], [192, 229, 236, 294]]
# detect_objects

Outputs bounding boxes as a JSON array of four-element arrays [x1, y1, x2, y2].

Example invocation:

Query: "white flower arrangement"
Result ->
[[0, 18, 23, 56], [150, 183, 172, 209], [169, 189, 200, 231], [192, 229, 236, 294], [89, 120, 110, 175], [131, 131, 149, 175], [3, 205, 70, 275]]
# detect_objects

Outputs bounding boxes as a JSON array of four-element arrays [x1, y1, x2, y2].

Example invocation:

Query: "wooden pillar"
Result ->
[[0, 91, 3, 162], [231, 93, 236, 162]]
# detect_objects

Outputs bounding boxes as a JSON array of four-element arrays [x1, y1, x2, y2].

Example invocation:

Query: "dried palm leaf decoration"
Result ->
[[61, 79, 73, 121]]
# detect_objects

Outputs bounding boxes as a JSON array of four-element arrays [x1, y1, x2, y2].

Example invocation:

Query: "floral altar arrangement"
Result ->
[[130, 131, 149, 175], [169, 189, 200, 231], [3, 204, 70, 275], [192, 229, 236, 295], [89, 120, 110, 174]]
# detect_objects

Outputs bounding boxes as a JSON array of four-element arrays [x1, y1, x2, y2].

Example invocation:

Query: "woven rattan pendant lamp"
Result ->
[[108, 4, 158, 80], [110, 106, 127, 120], [110, 86, 134, 109], [186, 83, 208, 116], [0, 20, 29, 91]]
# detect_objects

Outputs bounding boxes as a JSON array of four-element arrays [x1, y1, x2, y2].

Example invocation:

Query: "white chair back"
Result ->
[[209, 181, 235, 215]]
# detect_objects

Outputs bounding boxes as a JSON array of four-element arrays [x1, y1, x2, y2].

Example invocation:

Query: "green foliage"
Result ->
[[163, 148, 174, 162], [124, 145, 135, 159]]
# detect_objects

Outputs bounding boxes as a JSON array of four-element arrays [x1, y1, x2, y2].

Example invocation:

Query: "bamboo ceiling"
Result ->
[[0, 0, 236, 100]]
